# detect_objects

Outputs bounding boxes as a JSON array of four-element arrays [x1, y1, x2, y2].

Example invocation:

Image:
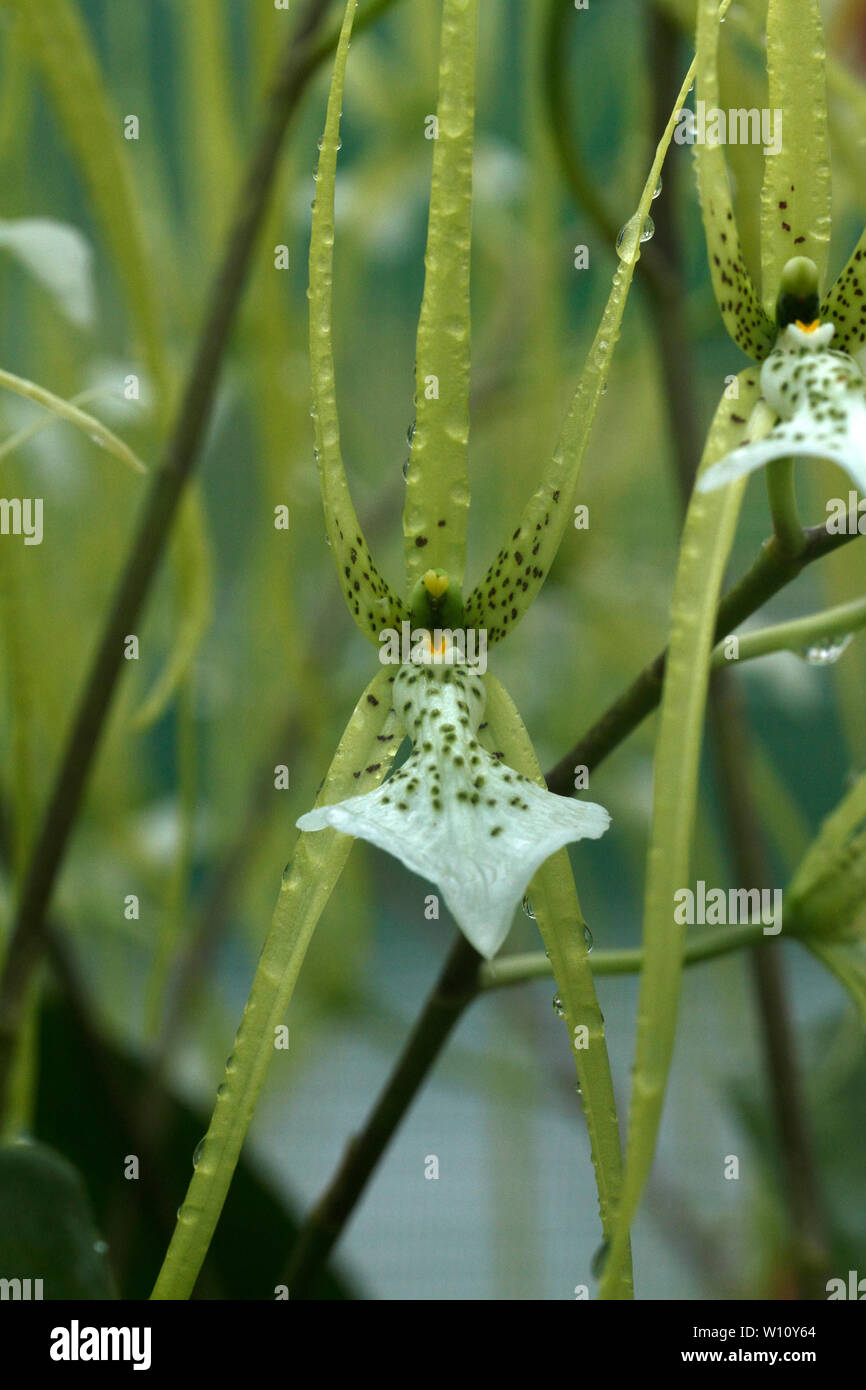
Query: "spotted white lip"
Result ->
[[297, 662, 610, 959], [698, 320, 866, 495]]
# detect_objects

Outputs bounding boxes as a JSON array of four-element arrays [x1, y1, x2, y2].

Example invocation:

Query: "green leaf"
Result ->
[[695, 0, 774, 360], [599, 369, 759, 1300], [2, 0, 167, 397], [759, 0, 831, 310], [0, 1141, 115, 1299], [151, 667, 403, 1299], [309, 0, 407, 645], [786, 773, 866, 944], [0, 218, 94, 328], [0, 366, 147, 475], [132, 488, 213, 730], [465, 50, 698, 645], [483, 674, 632, 1298], [803, 939, 866, 1029], [402, 0, 477, 590]]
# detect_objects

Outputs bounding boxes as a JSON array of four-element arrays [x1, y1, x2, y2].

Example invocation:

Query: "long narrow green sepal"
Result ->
[[599, 369, 759, 1300], [402, 0, 477, 589], [310, 0, 407, 644], [695, 0, 774, 360], [759, 0, 831, 311], [151, 668, 402, 1299], [482, 674, 632, 1298], [465, 54, 698, 645]]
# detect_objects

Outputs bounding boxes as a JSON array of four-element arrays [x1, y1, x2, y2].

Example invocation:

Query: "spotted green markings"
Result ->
[[309, 0, 407, 643], [759, 0, 831, 316], [465, 50, 699, 644], [821, 236, 866, 354], [403, 0, 477, 591], [695, 0, 775, 361]]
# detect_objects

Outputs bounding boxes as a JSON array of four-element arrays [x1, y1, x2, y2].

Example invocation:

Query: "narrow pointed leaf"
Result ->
[[695, 0, 774, 359], [599, 369, 759, 1300], [0, 366, 147, 474], [310, 0, 406, 644], [482, 674, 632, 1297], [759, 0, 831, 310], [402, 0, 477, 589], [802, 939, 866, 1029], [132, 488, 213, 729], [2, 0, 167, 396], [152, 667, 402, 1299], [465, 53, 698, 643]]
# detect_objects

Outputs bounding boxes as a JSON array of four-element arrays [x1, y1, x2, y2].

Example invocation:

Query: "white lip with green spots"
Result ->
[[297, 661, 610, 959], [699, 320, 866, 495]]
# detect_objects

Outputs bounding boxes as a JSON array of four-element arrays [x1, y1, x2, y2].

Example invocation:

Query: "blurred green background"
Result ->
[[1, 0, 865, 1298]]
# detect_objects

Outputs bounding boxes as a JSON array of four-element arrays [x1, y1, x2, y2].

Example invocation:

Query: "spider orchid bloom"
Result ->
[[298, 587, 609, 959], [692, 0, 866, 477], [699, 258, 866, 495], [295, 0, 686, 961]]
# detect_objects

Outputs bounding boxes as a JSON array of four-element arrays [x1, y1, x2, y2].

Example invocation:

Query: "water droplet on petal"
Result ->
[[402, 458, 410, 481], [324, 533, 331, 547], [802, 634, 853, 666], [616, 212, 654, 259], [522, 895, 535, 919], [652, 174, 663, 200], [317, 137, 323, 150], [552, 993, 565, 1017], [192, 1138, 206, 1168], [583, 924, 594, 953]]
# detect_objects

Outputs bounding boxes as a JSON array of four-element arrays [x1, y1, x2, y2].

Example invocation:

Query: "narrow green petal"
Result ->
[[299, 662, 608, 959], [465, 53, 698, 644], [599, 370, 759, 1300], [695, 0, 774, 359], [482, 674, 632, 1298], [310, 0, 406, 644], [151, 667, 402, 1299], [822, 231, 866, 355], [759, 0, 831, 310], [402, 0, 477, 589]]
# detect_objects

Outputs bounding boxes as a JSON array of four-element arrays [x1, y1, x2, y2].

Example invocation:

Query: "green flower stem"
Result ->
[[479, 922, 768, 991], [483, 675, 632, 1299], [766, 458, 807, 558], [712, 594, 866, 667], [151, 671, 401, 1299], [544, 517, 862, 795]]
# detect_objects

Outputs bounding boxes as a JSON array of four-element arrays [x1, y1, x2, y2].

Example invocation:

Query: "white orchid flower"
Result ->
[[298, 644, 609, 960]]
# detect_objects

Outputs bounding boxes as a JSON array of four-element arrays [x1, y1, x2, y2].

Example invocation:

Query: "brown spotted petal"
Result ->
[[297, 662, 609, 959]]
